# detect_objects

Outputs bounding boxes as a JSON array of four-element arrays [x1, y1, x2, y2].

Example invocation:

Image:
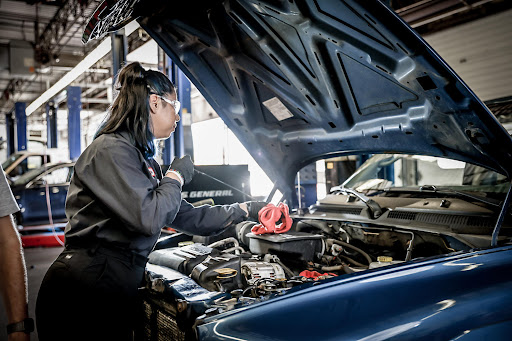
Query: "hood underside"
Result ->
[[108, 0, 512, 200]]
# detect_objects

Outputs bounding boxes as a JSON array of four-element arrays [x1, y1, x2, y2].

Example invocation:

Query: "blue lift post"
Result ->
[[5, 112, 15, 155], [161, 55, 188, 165], [296, 163, 318, 208], [176, 65, 190, 157], [67, 86, 81, 161], [46, 102, 58, 148], [163, 57, 178, 164], [159, 50, 174, 165], [14, 102, 27, 151]]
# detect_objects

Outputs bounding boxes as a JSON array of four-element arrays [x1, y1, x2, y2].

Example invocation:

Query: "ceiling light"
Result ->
[[26, 20, 140, 116]]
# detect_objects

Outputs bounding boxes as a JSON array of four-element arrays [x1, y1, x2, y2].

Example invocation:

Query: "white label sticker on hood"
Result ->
[[263, 97, 293, 121]]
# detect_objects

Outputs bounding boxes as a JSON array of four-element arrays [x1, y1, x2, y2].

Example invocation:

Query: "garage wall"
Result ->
[[424, 9, 512, 102]]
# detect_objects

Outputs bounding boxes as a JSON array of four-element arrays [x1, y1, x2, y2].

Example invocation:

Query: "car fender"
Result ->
[[197, 246, 512, 340], [449, 320, 512, 340]]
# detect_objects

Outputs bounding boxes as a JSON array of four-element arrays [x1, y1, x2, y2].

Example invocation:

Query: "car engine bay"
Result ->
[[140, 191, 512, 341], [145, 196, 510, 312]]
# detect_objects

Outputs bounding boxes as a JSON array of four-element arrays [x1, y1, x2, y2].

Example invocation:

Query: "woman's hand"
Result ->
[[243, 201, 268, 220], [166, 155, 194, 185]]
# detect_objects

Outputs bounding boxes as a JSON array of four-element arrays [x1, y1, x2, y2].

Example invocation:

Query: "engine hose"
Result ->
[[276, 260, 295, 278], [328, 239, 372, 266], [236, 221, 256, 247], [208, 237, 240, 250], [319, 264, 354, 274], [320, 265, 344, 272], [222, 246, 245, 255], [241, 285, 255, 297], [342, 264, 354, 274], [296, 220, 332, 235], [339, 255, 367, 268]]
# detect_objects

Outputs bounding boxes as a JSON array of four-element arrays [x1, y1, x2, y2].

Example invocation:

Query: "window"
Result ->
[[42, 167, 71, 185], [26, 156, 45, 170]]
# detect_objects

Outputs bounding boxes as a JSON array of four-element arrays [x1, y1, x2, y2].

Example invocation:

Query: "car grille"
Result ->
[[387, 210, 495, 230], [314, 205, 363, 215], [139, 294, 186, 341], [387, 211, 417, 221]]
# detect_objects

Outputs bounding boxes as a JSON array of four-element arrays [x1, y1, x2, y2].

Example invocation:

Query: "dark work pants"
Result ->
[[36, 246, 146, 341]]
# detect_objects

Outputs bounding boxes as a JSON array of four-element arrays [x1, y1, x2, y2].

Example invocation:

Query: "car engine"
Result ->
[[141, 205, 506, 340], [146, 216, 475, 303]]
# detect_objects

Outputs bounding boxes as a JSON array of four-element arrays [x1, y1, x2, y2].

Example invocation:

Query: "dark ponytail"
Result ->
[[96, 61, 176, 158]]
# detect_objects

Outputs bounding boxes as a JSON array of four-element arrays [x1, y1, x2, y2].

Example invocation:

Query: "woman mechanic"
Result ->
[[35, 61, 266, 341]]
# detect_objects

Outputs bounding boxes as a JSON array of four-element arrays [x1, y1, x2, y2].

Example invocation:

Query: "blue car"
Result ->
[[10, 162, 75, 226], [1, 151, 53, 183], [85, 0, 512, 339]]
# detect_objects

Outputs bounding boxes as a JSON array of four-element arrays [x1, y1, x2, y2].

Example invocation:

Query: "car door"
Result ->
[[23, 165, 73, 225], [7, 154, 47, 179], [20, 178, 51, 225], [41, 165, 73, 222]]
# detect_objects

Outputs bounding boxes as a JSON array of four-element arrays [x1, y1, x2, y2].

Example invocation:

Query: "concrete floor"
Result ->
[[0, 246, 64, 341]]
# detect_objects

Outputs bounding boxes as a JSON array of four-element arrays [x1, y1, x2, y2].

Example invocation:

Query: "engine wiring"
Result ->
[[327, 239, 372, 265], [148, 212, 479, 306]]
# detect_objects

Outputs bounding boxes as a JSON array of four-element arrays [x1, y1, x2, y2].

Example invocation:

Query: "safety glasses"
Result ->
[[157, 95, 181, 113]]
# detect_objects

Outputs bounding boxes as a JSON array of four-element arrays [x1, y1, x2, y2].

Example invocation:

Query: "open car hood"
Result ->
[[88, 0, 512, 201]]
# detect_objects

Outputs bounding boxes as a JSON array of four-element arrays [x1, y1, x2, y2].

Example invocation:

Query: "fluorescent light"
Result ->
[[26, 21, 140, 116], [26, 38, 111, 115]]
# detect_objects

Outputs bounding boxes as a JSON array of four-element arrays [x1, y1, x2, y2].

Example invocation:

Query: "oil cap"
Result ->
[[377, 256, 393, 263]]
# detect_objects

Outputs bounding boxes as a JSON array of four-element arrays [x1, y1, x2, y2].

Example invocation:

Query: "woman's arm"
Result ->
[[170, 200, 248, 236], [74, 139, 183, 236]]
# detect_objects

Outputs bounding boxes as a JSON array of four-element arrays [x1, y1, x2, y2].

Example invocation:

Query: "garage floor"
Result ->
[[0, 246, 64, 341]]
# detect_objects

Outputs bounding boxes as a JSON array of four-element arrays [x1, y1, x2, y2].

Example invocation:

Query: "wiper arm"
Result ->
[[330, 186, 384, 219], [419, 185, 501, 208]]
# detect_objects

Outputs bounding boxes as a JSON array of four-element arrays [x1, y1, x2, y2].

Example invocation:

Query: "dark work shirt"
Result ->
[[64, 131, 247, 257]]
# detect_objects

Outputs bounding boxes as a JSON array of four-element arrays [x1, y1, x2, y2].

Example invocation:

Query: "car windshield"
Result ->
[[1, 153, 23, 170], [11, 167, 46, 186], [341, 154, 510, 194]]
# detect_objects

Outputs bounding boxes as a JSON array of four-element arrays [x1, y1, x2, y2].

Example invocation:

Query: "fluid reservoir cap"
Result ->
[[377, 256, 393, 263], [214, 268, 238, 279], [178, 241, 195, 247]]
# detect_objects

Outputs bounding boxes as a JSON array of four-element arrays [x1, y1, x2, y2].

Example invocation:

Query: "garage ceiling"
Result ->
[[0, 0, 510, 126], [0, 1, 101, 115]]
